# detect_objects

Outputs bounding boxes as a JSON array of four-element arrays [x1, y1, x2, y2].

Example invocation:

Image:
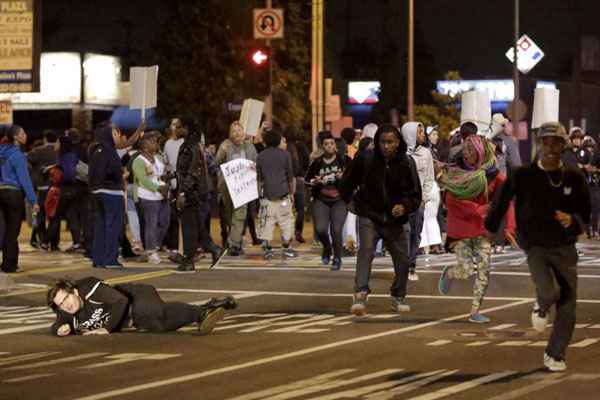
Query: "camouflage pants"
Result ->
[[448, 237, 492, 312]]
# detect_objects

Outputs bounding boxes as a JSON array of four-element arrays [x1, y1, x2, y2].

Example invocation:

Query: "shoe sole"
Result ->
[[174, 269, 196, 274], [350, 304, 367, 317], [392, 305, 411, 313], [199, 308, 225, 335], [469, 318, 491, 324]]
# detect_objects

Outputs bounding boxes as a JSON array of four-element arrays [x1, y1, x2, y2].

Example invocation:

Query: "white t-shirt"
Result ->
[[137, 154, 166, 201], [164, 138, 184, 189]]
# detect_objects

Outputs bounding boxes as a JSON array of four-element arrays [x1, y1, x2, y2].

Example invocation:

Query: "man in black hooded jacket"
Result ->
[[340, 124, 422, 316]]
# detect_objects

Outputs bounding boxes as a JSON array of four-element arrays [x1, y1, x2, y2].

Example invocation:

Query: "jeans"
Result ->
[[139, 198, 170, 252], [0, 189, 25, 272], [355, 217, 410, 298], [126, 189, 142, 244], [294, 177, 305, 237], [313, 198, 347, 259], [408, 205, 425, 266], [526, 245, 578, 360], [92, 193, 124, 267]]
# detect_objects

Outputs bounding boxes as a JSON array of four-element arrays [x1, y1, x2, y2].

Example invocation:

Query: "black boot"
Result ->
[[175, 257, 196, 273]]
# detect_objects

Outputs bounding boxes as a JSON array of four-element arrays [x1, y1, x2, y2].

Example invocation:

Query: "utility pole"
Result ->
[[265, 0, 274, 125], [512, 0, 520, 131], [407, 0, 414, 121], [311, 0, 324, 151]]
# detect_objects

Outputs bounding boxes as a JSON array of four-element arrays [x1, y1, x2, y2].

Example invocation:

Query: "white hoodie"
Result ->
[[401, 122, 435, 203]]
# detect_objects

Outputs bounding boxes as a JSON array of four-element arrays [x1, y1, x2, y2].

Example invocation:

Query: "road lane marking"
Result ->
[[79, 353, 180, 369], [0, 352, 60, 367], [466, 341, 491, 347], [497, 341, 531, 346], [6, 352, 109, 370], [489, 323, 516, 330], [72, 300, 531, 400], [362, 370, 459, 400], [0, 322, 53, 335], [569, 338, 600, 348], [483, 372, 569, 400], [11, 265, 89, 278], [2, 373, 55, 383], [406, 371, 517, 400], [426, 340, 452, 346]]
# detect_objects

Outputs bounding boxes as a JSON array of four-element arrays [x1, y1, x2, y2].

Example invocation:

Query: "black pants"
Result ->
[[31, 189, 48, 245], [116, 283, 201, 332], [355, 217, 410, 298], [47, 185, 83, 247], [408, 205, 425, 266], [589, 185, 600, 236], [294, 177, 305, 237], [243, 199, 258, 242], [181, 197, 218, 262], [0, 189, 25, 272], [313, 198, 347, 259], [526, 245, 578, 360], [218, 196, 230, 247]]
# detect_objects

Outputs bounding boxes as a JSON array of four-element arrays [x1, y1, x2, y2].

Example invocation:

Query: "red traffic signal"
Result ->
[[251, 49, 269, 66]]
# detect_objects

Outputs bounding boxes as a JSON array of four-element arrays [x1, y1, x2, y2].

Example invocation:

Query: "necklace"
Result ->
[[538, 160, 563, 187]]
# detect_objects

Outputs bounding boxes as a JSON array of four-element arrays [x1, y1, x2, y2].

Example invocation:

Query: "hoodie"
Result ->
[[340, 127, 422, 226], [401, 122, 435, 202], [176, 129, 211, 206], [88, 126, 124, 193], [0, 143, 37, 204]]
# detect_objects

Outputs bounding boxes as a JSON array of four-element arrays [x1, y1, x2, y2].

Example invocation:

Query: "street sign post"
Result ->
[[505, 34, 545, 74], [254, 8, 284, 39]]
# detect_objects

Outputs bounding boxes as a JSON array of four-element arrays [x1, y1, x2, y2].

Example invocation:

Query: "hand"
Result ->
[[82, 328, 109, 335], [176, 193, 186, 210], [555, 210, 573, 228], [138, 119, 146, 132], [57, 324, 71, 337], [391, 204, 405, 218], [158, 185, 169, 199], [335, 170, 343, 179], [33, 203, 40, 214]]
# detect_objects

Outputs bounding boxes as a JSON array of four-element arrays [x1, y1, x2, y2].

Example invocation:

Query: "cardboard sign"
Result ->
[[220, 159, 258, 209], [239, 98, 264, 136], [531, 87, 559, 129], [0, 101, 13, 125], [461, 90, 491, 132], [130, 66, 159, 119]]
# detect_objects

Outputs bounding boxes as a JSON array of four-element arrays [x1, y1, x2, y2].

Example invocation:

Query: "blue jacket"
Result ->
[[0, 144, 37, 204]]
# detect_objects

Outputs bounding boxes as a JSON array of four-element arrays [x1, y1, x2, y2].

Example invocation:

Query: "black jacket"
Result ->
[[51, 277, 130, 336], [176, 130, 210, 206], [27, 144, 58, 189], [485, 162, 591, 249], [340, 129, 422, 226], [88, 126, 124, 192]]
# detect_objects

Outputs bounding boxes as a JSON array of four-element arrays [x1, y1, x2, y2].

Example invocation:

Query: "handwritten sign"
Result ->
[[220, 159, 258, 208]]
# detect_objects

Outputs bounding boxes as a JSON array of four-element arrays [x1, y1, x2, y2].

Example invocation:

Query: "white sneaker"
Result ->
[[391, 296, 410, 312], [531, 303, 548, 333], [148, 252, 161, 265], [544, 352, 567, 372], [408, 271, 419, 281], [350, 291, 368, 317]]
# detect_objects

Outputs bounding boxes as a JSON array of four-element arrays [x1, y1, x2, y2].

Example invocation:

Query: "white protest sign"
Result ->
[[240, 98, 264, 136], [505, 34, 545, 74], [221, 159, 258, 208], [130, 66, 159, 120], [460, 90, 491, 133], [531, 87, 559, 129]]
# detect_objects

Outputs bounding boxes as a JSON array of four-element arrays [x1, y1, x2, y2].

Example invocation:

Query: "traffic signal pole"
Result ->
[[407, 0, 414, 121], [265, 0, 273, 125], [311, 0, 324, 151], [512, 0, 520, 133]]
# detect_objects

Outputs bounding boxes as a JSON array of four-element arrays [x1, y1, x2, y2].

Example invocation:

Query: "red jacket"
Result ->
[[446, 172, 515, 240]]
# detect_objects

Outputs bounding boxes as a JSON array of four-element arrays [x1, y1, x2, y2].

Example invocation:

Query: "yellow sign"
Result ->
[[0, 100, 12, 124]]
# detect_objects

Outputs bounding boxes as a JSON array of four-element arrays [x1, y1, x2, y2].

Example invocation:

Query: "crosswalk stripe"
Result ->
[[0, 323, 53, 335], [489, 323, 516, 330], [2, 373, 56, 383], [426, 340, 452, 346], [6, 352, 109, 370], [407, 371, 517, 400], [528, 341, 547, 347], [570, 338, 600, 348], [0, 352, 60, 366], [497, 341, 531, 346]]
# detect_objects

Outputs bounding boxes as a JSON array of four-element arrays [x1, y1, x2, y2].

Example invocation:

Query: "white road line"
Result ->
[[466, 341, 492, 347], [72, 300, 531, 400], [575, 323, 590, 328], [2, 373, 56, 383], [569, 338, 600, 348], [528, 341, 547, 347], [406, 371, 517, 400], [483, 372, 569, 400], [364, 370, 460, 400], [0, 352, 60, 367], [489, 323, 516, 331], [589, 324, 600, 328], [497, 341, 531, 346], [0, 322, 52, 335], [79, 353, 180, 369], [6, 352, 109, 370], [426, 340, 452, 346]]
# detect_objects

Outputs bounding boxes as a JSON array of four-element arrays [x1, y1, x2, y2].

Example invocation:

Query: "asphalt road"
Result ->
[[1, 240, 600, 400]]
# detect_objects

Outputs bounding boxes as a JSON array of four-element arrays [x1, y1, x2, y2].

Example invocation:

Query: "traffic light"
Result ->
[[245, 48, 270, 97]]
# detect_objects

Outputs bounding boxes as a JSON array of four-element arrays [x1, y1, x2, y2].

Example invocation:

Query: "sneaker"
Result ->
[[198, 307, 225, 335], [544, 352, 567, 372], [391, 296, 411, 312], [331, 258, 342, 271], [438, 265, 453, 295], [148, 252, 161, 265], [30, 240, 40, 249], [65, 244, 83, 253], [264, 249, 274, 260], [209, 248, 227, 269], [295, 235, 306, 244], [350, 291, 368, 316], [408, 270, 419, 281], [175, 264, 196, 274], [469, 313, 491, 323], [169, 252, 185, 264], [282, 247, 298, 258], [531, 303, 548, 333], [493, 245, 506, 254], [322, 249, 331, 266], [105, 263, 124, 270], [228, 247, 244, 257], [204, 296, 238, 310]]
